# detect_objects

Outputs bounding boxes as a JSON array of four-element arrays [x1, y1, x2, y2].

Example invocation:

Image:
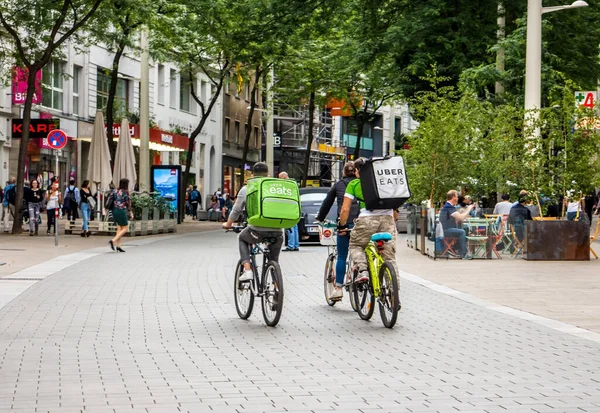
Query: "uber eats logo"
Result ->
[[268, 183, 293, 196], [376, 168, 405, 186]]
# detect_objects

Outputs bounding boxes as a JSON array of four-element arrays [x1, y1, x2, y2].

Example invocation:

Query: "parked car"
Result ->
[[296, 187, 337, 243], [396, 206, 408, 233]]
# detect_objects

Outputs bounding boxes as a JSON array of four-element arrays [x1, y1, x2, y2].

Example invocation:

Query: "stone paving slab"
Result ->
[[0, 232, 600, 412]]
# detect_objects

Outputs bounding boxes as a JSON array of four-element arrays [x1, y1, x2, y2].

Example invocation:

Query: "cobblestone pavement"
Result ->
[[1, 232, 600, 413]]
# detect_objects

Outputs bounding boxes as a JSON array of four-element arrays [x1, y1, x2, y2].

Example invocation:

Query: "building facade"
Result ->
[[3, 41, 222, 199]]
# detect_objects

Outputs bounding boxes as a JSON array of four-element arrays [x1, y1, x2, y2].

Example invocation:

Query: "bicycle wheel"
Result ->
[[353, 270, 374, 320], [261, 261, 284, 327], [323, 253, 337, 306], [378, 261, 400, 328], [234, 260, 254, 319]]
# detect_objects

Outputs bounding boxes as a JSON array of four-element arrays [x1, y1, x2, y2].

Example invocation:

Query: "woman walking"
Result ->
[[26, 179, 44, 235], [109, 178, 132, 252], [45, 182, 62, 235], [80, 180, 95, 237]]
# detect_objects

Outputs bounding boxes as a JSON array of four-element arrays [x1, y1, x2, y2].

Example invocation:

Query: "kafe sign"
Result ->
[[12, 119, 59, 139]]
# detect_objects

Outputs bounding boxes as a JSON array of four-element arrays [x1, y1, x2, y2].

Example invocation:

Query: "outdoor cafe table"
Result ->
[[463, 218, 496, 259]]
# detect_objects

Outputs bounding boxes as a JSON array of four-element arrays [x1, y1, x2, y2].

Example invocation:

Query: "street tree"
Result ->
[[0, 0, 103, 234], [90, 0, 160, 161]]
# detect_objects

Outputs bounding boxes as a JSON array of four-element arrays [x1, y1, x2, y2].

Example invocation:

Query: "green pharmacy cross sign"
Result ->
[[575, 91, 596, 108]]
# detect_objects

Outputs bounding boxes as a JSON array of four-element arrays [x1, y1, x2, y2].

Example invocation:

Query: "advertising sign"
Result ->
[[12, 119, 59, 139], [151, 165, 182, 223], [575, 91, 596, 108], [12, 67, 42, 105]]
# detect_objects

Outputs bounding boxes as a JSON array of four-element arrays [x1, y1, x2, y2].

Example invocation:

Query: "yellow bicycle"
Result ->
[[353, 232, 400, 328]]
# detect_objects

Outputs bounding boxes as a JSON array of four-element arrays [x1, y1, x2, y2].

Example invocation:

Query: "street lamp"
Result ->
[[524, 0, 588, 134]]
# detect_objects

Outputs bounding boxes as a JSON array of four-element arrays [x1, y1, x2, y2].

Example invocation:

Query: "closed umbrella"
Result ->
[[113, 118, 137, 191], [87, 110, 113, 217]]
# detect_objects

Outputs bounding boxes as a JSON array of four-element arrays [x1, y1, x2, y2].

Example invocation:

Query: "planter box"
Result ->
[[65, 218, 177, 236], [525, 220, 589, 261]]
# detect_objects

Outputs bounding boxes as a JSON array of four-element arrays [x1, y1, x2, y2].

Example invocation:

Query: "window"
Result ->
[[200, 80, 207, 106], [42, 60, 64, 110], [394, 116, 402, 135], [224, 118, 230, 141], [244, 83, 250, 102], [180, 72, 191, 112], [96, 68, 128, 114], [169, 69, 177, 108], [157, 65, 165, 105], [253, 127, 259, 149], [224, 77, 230, 94], [73, 66, 81, 115], [234, 121, 240, 143]]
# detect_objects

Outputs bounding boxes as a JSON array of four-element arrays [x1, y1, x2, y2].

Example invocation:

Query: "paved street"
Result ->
[[1, 231, 600, 413]]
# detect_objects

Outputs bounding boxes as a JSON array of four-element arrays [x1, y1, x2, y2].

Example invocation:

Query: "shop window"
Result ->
[[157, 64, 165, 105], [96, 68, 128, 115], [42, 60, 64, 111], [73, 66, 81, 115], [234, 121, 240, 144], [169, 69, 177, 109]]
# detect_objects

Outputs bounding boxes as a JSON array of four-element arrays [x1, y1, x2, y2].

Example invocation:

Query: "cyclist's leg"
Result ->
[[336, 230, 351, 287], [264, 230, 284, 263], [349, 218, 372, 274], [238, 227, 257, 270]]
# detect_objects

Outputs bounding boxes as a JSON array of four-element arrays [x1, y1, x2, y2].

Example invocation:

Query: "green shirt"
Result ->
[[344, 178, 394, 217], [344, 179, 366, 209]]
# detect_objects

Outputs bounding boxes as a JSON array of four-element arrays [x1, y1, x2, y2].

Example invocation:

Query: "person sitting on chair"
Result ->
[[508, 192, 533, 243], [440, 190, 474, 259]]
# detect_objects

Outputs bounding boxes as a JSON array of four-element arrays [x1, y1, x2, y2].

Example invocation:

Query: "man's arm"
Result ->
[[450, 204, 474, 222], [224, 187, 246, 228], [339, 196, 353, 227], [316, 185, 337, 222]]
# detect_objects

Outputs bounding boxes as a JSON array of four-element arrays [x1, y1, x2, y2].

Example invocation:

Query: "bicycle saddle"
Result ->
[[371, 232, 393, 242]]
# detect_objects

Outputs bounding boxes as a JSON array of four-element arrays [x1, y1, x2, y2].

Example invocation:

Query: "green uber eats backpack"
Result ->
[[246, 177, 301, 229]]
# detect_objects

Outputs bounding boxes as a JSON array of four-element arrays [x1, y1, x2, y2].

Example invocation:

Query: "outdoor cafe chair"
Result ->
[[510, 224, 525, 258], [590, 218, 600, 259]]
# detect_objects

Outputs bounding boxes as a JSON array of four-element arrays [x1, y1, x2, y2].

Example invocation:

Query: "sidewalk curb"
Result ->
[[400, 270, 600, 344]]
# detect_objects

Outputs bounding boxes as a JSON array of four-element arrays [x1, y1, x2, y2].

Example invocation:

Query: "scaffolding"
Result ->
[[272, 96, 346, 185]]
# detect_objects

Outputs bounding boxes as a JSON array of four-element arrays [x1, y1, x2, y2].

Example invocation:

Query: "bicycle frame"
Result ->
[[365, 241, 385, 297], [248, 243, 271, 296]]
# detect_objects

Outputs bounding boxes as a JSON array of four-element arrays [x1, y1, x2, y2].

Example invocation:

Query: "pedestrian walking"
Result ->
[[3, 177, 16, 233], [45, 182, 62, 236], [109, 178, 133, 253], [278, 172, 299, 251], [63, 179, 80, 222], [26, 179, 44, 236], [80, 180, 95, 237], [189, 185, 201, 220]]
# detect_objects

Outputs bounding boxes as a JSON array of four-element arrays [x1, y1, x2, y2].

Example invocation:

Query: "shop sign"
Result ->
[[12, 67, 42, 105], [12, 118, 59, 138], [161, 133, 173, 144]]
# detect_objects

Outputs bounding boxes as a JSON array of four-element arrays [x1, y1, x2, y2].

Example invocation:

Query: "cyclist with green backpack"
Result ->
[[223, 162, 301, 281]]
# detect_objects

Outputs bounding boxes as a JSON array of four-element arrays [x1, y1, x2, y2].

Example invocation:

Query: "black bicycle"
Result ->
[[228, 225, 284, 327]]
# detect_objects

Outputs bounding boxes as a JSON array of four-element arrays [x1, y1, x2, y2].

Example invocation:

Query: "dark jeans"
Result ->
[[443, 228, 467, 257], [238, 227, 283, 265], [191, 201, 199, 218], [335, 224, 354, 286], [65, 206, 78, 221], [47, 209, 56, 233]]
